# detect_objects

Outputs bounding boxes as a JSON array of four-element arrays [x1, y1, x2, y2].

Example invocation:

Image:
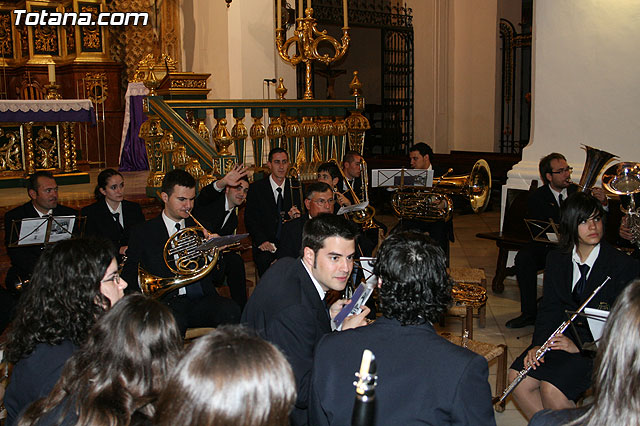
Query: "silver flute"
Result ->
[[494, 276, 611, 405]]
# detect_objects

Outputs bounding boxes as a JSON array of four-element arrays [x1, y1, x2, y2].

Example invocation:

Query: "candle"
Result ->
[[277, 0, 281, 29], [299, 0, 303, 18], [48, 64, 55, 84], [343, 0, 348, 27], [307, 0, 311, 10]]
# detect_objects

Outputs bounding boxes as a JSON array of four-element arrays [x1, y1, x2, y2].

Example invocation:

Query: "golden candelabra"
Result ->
[[276, 8, 350, 100]]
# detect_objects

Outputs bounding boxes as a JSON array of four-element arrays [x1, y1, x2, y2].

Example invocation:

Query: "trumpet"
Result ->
[[139, 212, 220, 299], [494, 276, 610, 405]]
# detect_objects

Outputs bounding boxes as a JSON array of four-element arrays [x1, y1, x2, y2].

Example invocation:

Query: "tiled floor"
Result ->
[[0, 170, 532, 425]]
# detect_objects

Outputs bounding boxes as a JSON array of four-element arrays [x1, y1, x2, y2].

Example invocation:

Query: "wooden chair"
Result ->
[[444, 268, 488, 339], [439, 332, 508, 412], [16, 75, 46, 100], [476, 181, 538, 293]]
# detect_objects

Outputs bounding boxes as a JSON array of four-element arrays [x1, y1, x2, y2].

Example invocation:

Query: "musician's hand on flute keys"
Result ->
[[548, 333, 579, 353], [524, 346, 543, 370]]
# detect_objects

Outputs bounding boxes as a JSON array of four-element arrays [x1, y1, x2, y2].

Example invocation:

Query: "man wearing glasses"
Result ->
[[276, 182, 335, 259], [506, 152, 607, 328]]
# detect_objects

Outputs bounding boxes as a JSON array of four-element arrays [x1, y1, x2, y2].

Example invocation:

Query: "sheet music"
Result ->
[[17, 217, 49, 245], [48, 216, 75, 242], [585, 307, 610, 345], [337, 201, 369, 215], [333, 257, 377, 330], [371, 169, 433, 188]]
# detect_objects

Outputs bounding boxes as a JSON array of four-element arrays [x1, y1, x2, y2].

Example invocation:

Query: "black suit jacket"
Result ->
[[276, 216, 308, 259], [192, 185, 237, 236], [4, 202, 77, 284], [245, 176, 296, 246], [533, 241, 640, 347], [309, 317, 496, 426], [241, 257, 331, 426], [527, 184, 579, 223], [121, 214, 212, 297], [80, 199, 145, 252]]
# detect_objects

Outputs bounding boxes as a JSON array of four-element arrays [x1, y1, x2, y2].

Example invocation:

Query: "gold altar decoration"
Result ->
[[0, 128, 22, 171], [276, 8, 350, 99]]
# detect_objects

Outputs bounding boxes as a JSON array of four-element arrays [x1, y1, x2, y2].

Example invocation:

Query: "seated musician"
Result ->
[[317, 161, 351, 213], [4, 171, 77, 291], [242, 214, 369, 426], [81, 168, 145, 264], [340, 151, 386, 249], [396, 142, 453, 264], [509, 192, 640, 420], [276, 182, 334, 259], [309, 231, 496, 426], [121, 169, 241, 336], [245, 148, 302, 277], [506, 153, 610, 329], [192, 165, 249, 309]]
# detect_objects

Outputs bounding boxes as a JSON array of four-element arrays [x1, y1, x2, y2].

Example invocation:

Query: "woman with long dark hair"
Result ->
[[17, 294, 182, 426], [529, 279, 640, 425], [153, 325, 296, 426], [81, 169, 145, 262], [509, 192, 640, 420], [3, 238, 128, 426]]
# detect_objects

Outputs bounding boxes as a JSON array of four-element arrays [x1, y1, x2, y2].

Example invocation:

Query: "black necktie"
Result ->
[[573, 263, 590, 302], [175, 222, 181, 232], [276, 187, 284, 240], [112, 212, 124, 232], [558, 194, 564, 207]]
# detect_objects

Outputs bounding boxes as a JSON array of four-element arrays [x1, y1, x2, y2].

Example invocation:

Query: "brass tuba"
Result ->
[[602, 161, 640, 248], [139, 214, 220, 299], [391, 159, 492, 222], [576, 145, 618, 192]]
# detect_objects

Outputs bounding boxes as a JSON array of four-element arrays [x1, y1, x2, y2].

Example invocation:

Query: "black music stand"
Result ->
[[564, 308, 610, 353], [8, 215, 84, 248]]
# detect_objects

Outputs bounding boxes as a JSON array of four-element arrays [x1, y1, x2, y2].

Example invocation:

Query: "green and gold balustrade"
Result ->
[[139, 72, 370, 195]]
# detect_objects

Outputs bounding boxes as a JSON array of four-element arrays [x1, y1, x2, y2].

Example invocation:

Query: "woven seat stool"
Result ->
[[446, 267, 487, 337], [440, 332, 507, 412]]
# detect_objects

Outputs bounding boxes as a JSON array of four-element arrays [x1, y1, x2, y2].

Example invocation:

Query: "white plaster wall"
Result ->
[[508, 0, 640, 191], [449, 0, 499, 153], [410, 0, 450, 153]]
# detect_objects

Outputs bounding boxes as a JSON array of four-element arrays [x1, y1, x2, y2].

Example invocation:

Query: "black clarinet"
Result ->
[[351, 349, 377, 426]]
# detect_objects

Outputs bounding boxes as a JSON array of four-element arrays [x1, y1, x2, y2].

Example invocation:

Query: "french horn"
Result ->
[[139, 213, 220, 299]]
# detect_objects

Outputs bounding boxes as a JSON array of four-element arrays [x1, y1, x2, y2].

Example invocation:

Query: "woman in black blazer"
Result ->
[[510, 192, 640, 420], [81, 169, 145, 262]]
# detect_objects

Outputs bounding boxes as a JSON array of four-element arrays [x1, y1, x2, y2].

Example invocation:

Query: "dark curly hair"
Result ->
[[5, 237, 116, 363], [94, 168, 123, 200], [559, 191, 605, 253], [374, 231, 453, 325], [153, 325, 296, 426], [18, 294, 182, 426]]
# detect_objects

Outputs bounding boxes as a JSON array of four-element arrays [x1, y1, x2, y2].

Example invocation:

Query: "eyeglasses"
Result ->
[[312, 198, 336, 206], [101, 272, 121, 285], [550, 167, 573, 174]]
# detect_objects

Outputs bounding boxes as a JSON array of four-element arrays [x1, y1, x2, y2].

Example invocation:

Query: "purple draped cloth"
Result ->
[[119, 94, 149, 171]]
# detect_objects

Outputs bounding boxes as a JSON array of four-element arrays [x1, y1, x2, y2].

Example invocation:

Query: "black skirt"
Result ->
[[511, 344, 594, 402]]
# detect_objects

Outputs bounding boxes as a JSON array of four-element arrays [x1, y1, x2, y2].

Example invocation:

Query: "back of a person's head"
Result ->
[[374, 231, 452, 325], [154, 325, 296, 426], [18, 294, 182, 426], [6, 237, 115, 363], [571, 279, 640, 426]]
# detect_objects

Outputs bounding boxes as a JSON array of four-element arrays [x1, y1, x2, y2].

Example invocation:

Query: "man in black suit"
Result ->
[[4, 171, 77, 290], [242, 215, 370, 426], [396, 142, 454, 264], [121, 169, 241, 336], [245, 147, 302, 276], [309, 231, 496, 426], [192, 164, 249, 308]]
